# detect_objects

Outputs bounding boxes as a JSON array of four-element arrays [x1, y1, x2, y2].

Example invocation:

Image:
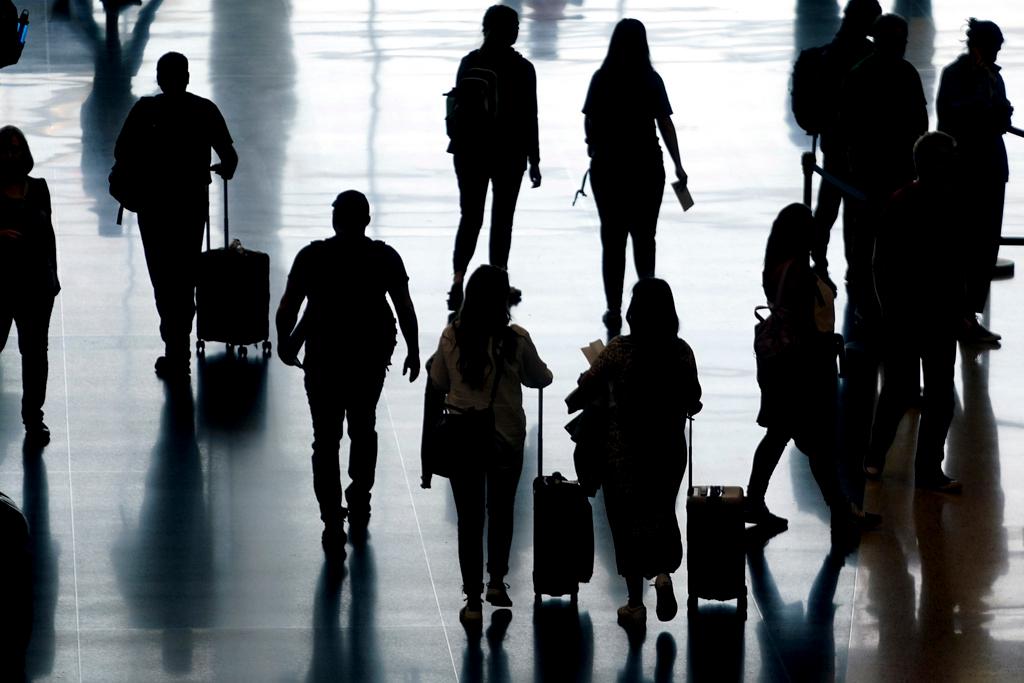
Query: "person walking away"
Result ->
[[583, 19, 688, 337], [277, 191, 421, 557]]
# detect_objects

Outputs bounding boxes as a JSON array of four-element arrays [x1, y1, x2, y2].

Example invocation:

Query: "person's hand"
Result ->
[[403, 353, 421, 382], [675, 166, 688, 186], [0, 229, 22, 241], [210, 163, 234, 180], [529, 163, 542, 188], [277, 339, 301, 368]]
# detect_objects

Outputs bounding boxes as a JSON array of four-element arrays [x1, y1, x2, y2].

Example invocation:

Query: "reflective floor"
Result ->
[[2, 0, 1024, 680]]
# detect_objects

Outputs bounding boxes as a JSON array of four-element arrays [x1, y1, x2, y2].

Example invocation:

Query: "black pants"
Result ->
[[868, 332, 956, 479], [964, 180, 1005, 313], [590, 159, 665, 312], [449, 438, 523, 596], [138, 200, 208, 363], [452, 153, 526, 274], [304, 364, 388, 527], [0, 295, 55, 426], [812, 144, 852, 271]]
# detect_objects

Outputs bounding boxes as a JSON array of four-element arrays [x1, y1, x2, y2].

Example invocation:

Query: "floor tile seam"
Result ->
[[381, 387, 458, 682]]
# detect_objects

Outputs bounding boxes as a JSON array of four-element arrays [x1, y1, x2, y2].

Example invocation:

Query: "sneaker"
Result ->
[[916, 473, 963, 494], [447, 281, 464, 313], [321, 527, 348, 560], [603, 309, 622, 337], [24, 421, 51, 446], [485, 582, 513, 607], [460, 601, 483, 626], [654, 574, 677, 622], [743, 499, 789, 530], [616, 603, 647, 630], [154, 356, 190, 380]]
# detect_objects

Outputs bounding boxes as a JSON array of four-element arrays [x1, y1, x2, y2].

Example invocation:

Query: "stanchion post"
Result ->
[[801, 151, 815, 207]]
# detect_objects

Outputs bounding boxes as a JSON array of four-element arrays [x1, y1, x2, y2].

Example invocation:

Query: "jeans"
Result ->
[[452, 153, 527, 274], [448, 437, 523, 596], [0, 295, 55, 426], [304, 363, 388, 528]]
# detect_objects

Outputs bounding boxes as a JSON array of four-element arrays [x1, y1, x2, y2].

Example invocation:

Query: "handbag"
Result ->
[[429, 348, 505, 479]]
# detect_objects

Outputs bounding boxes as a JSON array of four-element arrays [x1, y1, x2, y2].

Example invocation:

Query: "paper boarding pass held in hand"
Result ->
[[672, 180, 694, 212], [581, 339, 605, 366]]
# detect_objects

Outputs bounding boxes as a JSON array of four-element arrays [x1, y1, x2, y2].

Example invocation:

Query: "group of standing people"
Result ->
[[0, 1, 1016, 641]]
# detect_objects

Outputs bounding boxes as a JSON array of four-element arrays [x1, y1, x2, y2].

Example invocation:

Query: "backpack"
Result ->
[[790, 45, 831, 136], [109, 98, 156, 215], [0, 1, 26, 69], [445, 66, 499, 147]]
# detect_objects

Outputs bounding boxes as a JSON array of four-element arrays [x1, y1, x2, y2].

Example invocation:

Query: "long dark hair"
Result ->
[[600, 18, 653, 76], [626, 278, 680, 343], [453, 265, 512, 389], [764, 203, 813, 276]]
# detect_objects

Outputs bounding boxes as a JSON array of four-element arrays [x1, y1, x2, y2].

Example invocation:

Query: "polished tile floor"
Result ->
[[2, 0, 1024, 680]]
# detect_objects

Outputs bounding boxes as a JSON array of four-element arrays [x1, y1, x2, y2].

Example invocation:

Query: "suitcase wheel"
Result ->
[[262, 340, 272, 357]]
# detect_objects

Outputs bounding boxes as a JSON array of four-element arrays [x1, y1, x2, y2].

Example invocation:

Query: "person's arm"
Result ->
[[210, 104, 238, 180], [681, 342, 703, 416], [389, 282, 421, 382], [525, 61, 541, 187], [514, 327, 553, 389], [275, 256, 305, 367], [656, 116, 686, 185]]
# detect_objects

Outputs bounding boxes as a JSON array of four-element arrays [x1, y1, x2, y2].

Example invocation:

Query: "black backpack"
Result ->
[[790, 45, 831, 136], [445, 66, 499, 146]]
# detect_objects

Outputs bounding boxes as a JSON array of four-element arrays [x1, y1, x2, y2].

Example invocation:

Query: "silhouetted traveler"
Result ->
[[429, 265, 552, 625], [0, 126, 60, 445], [277, 191, 421, 556], [570, 279, 700, 629], [938, 19, 1013, 344], [583, 19, 687, 337], [114, 51, 237, 379], [867, 132, 964, 494], [802, 0, 881, 275], [446, 5, 541, 312], [839, 13, 927, 309], [746, 204, 880, 542]]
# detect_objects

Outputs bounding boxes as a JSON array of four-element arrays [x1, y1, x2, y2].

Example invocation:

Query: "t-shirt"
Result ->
[[114, 92, 233, 198], [0, 177, 60, 298], [286, 235, 408, 365], [583, 68, 672, 162]]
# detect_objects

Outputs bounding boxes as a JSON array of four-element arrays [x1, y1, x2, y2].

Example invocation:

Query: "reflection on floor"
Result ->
[[1, 0, 1024, 680]]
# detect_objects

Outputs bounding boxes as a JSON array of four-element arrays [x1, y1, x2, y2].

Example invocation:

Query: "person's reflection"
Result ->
[[514, 1, 586, 62], [617, 631, 676, 683], [460, 608, 513, 683], [71, 0, 164, 236], [533, 599, 594, 681], [112, 384, 214, 674], [747, 541, 843, 681], [22, 440, 59, 680], [195, 351, 269, 433], [306, 542, 382, 681]]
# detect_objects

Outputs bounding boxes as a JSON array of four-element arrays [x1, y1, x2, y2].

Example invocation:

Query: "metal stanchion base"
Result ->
[[993, 257, 1015, 280]]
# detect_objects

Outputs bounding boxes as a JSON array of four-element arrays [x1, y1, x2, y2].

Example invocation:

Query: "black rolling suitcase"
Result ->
[[685, 417, 747, 618], [533, 388, 594, 600], [196, 179, 272, 359], [0, 490, 31, 674]]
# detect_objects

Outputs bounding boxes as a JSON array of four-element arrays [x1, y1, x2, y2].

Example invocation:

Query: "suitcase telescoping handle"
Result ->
[[686, 415, 694, 494], [538, 387, 544, 477], [204, 177, 230, 252]]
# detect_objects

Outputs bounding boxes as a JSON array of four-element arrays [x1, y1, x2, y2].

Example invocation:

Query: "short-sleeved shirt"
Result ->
[[0, 177, 60, 298], [583, 69, 672, 163], [286, 235, 408, 366], [115, 92, 233, 198]]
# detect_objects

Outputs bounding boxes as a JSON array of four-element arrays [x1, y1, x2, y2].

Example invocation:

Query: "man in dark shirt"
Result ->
[[446, 4, 541, 312], [938, 19, 1013, 344], [811, 0, 881, 278], [114, 51, 238, 379], [868, 132, 964, 494], [276, 191, 420, 556], [839, 13, 927, 313]]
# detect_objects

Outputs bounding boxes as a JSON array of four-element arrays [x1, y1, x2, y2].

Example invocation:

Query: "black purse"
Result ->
[[430, 352, 505, 479]]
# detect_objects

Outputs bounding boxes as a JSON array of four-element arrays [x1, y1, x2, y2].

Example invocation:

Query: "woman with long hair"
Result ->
[[429, 265, 552, 625], [0, 126, 60, 445], [583, 19, 688, 336], [570, 278, 701, 630], [746, 204, 879, 541]]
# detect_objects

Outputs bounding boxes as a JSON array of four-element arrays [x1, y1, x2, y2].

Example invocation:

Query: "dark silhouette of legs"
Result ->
[[453, 154, 527, 275], [484, 443, 523, 582], [867, 338, 918, 473], [305, 372, 347, 531], [453, 154, 489, 275], [450, 466, 486, 599], [914, 336, 956, 481], [487, 162, 526, 271], [0, 296, 55, 428], [747, 429, 789, 503], [965, 181, 1005, 314], [343, 368, 386, 523]]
